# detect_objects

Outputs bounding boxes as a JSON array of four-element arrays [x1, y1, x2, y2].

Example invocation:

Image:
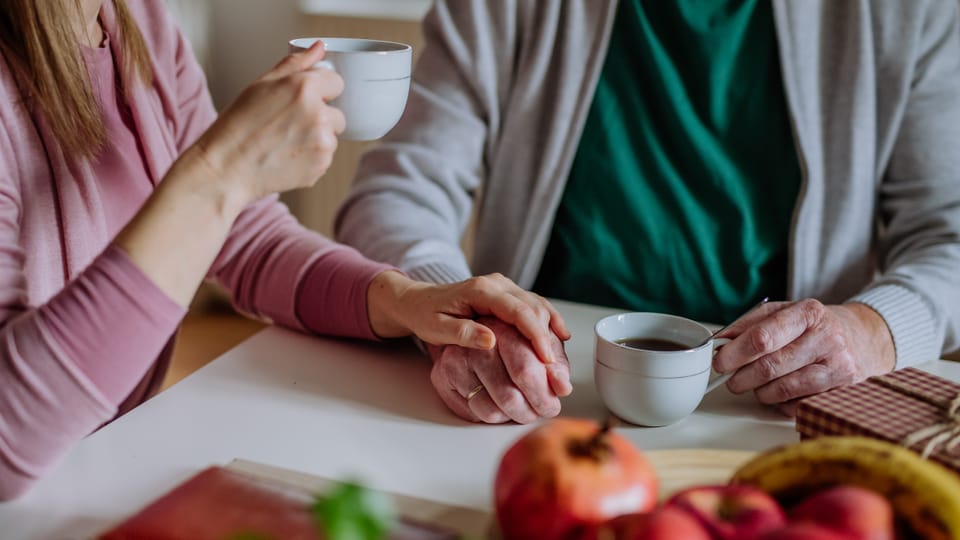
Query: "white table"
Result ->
[[2, 300, 957, 539]]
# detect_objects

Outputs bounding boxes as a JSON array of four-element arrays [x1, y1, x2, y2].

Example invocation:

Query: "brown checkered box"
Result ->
[[795, 367, 960, 474]]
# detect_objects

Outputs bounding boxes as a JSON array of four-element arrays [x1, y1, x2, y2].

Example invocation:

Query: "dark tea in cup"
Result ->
[[614, 337, 689, 351]]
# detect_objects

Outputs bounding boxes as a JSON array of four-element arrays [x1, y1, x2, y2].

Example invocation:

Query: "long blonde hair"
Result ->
[[0, 0, 152, 157]]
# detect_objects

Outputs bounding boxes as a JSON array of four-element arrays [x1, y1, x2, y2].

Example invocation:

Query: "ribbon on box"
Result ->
[[873, 375, 960, 459]]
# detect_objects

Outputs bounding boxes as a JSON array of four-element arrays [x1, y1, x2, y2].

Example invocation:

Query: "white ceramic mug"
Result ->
[[288, 37, 412, 141], [594, 313, 731, 427]]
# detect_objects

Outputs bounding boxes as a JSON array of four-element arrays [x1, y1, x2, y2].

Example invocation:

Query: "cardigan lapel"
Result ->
[[101, 1, 178, 188]]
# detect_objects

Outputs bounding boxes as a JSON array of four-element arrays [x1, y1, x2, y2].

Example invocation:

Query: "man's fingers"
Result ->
[[466, 389, 511, 424], [714, 300, 827, 373], [485, 317, 566, 417], [500, 339, 562, 418], [753, 362, 835, 404], [725, 330, 826, 394], [439, 386, 480, 423], [545, 337, 573, 396], [476, 374, 539, 424], [431, 348, 502, 423], [473, 346, 540, 424]]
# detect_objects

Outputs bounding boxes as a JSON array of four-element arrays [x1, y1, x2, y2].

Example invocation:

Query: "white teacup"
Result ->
[[594, 313, 730, 427], [288, 37, 412, 141]]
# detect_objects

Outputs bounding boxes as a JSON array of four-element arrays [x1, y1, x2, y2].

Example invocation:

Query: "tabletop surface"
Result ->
[[2, 299, 957, 539]]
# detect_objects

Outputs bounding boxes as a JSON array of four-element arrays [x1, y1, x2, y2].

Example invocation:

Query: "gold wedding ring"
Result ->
[[465, 384, 485, 401]]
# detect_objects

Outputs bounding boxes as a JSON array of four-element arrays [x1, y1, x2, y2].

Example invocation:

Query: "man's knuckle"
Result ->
[[825, 331, 846, 352], [770, 378, 794, 403], [754, 356, 780, 381], [799, 299, 826, 327], [512, 363, 540, 388], [750, 327, 775, 355], [499, 392, 526, 413], [836, 356, 859, 383]]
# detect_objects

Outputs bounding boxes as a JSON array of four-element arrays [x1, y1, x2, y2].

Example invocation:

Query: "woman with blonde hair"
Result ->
[[0, 0, 570, 499]]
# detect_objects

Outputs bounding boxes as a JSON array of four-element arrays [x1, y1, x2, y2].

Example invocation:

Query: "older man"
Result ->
[[336, 0, 960, 423]]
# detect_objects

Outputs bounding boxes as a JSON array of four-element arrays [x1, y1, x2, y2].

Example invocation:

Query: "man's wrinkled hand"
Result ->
[[428, 317, 572, 424], [713, 299, 896, 415]]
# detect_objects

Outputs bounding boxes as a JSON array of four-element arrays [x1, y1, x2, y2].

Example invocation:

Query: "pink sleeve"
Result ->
[[0, 4, 195, 497], [0, 135, 185, 499], [209, 196, 393, 340]]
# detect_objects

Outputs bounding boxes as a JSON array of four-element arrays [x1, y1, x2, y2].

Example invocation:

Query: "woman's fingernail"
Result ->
[[477, 333, 495, 349]]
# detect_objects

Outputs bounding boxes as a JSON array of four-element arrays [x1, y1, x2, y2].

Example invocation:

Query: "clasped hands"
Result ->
[[409, 285, 897, 423]]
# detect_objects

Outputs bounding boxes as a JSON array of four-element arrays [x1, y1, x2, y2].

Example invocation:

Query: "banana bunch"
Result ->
[[730, 436, 960, 540]]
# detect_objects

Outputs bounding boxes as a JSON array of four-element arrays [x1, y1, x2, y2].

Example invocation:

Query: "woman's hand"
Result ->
[[187, 40, 346, 208], [366, 271, 570, 365], [115, 42, 344, 307]]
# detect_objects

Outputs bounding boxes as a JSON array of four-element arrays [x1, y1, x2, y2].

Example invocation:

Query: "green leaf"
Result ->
[[311, 480, 397, 540]]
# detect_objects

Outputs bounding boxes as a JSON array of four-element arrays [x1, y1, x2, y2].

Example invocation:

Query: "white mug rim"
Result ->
[[289, 37, 412, 55], [594, 312, 713, 353]]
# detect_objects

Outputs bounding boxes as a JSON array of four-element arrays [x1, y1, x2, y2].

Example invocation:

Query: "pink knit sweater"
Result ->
[[0, 2, 391, 499]]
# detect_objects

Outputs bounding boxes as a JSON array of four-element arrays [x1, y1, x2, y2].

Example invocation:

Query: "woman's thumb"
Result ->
[[434, 319, 496, 350], [264, 40, 326, 81]]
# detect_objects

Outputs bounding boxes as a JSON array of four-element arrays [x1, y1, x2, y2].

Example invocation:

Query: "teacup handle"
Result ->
[[705, 372, 732, 394], [704, 337, 732, 394]]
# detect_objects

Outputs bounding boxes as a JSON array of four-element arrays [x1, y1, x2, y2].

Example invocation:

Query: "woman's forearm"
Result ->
[[112, 146, 251, 307]]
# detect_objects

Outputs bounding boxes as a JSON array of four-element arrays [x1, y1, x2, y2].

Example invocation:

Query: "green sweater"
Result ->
[[534, 0, 800, 324]]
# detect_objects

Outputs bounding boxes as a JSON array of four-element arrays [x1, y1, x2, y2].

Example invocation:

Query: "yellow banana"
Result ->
[[730, 436, 960, 540]]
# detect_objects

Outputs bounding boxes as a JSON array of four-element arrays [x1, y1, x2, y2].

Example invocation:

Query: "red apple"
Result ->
[[494, 418, 658, 540], [756, 522, 852, 540], [791, 486, 894, 540], [665, 484, 786, 540], [581, 507, 712, 540]]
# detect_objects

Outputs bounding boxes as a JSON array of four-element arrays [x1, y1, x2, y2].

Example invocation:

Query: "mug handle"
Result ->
[[704, 337, 732, 394]]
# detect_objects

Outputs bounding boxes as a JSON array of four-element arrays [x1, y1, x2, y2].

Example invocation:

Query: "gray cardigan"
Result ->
[[336, 0, 960, 368]]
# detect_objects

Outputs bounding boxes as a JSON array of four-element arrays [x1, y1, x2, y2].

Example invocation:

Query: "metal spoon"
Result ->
[[696, 296, 770, 350]]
